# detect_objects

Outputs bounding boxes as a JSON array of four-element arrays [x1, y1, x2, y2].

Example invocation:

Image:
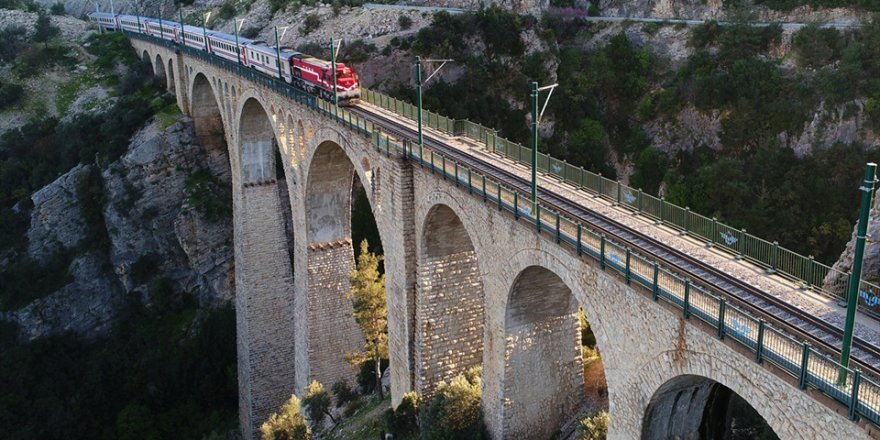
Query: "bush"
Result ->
[[0, 24, 27, 62], [302, 380, 332, 429], [357, 357, 388, 394], [130, 253, 161, 285], [580, 411, 608, 440], [49, 1, 64, 15], [184, 168, 232, 222], [587, 4, 599, 16], [240, 26, 260, 39], [386, 391, 420, 436], [331, 380, 356, 407], [0, 81, 24, 109], [419, 366, 484, 440], [398, 14, 413, 30], [792, 24, 842, 68], [300, 14, 321, 35], [260, 395, 312, 440]]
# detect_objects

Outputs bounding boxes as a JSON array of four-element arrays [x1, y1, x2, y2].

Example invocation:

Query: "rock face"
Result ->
[[3, 115, 234, 340], [103, 116, 234, 306], [824, 187, 880, 301]]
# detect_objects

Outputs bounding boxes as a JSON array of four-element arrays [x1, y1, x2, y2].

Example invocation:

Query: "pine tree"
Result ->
[[33, 12, 59, 49], [347, 239, 388, 399]]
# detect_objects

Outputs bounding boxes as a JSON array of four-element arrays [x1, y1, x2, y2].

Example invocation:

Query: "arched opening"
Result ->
[[416, 204, 485, 396], [501, 266, 590, 439], [154, 54, 167, 90], [305, 141, 385, 393], [190, 73, 230, 182], [235, 97, 297, 436], [167, 59, 175, 93], [141, 50, 153, 76], [642, 375, 779, 440]]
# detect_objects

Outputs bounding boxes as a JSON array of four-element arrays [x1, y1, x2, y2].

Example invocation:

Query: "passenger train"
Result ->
[[88, 12, 361, 102]]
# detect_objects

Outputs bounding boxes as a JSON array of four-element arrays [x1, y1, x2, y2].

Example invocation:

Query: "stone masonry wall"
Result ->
[[416, 250, 484, 396], [503, 314, 584, 440], [307, 241, 362, 389], [235, 184, 297, 439]]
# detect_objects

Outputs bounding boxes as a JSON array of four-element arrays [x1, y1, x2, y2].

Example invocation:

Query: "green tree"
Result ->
[[302, 380, 335, 429], [347, 239, 388, 399], [260, 394, 312, 440], [33, 12, 59, 48], [580, 411, 609, 440]]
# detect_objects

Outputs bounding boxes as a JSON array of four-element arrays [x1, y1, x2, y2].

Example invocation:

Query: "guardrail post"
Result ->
[[683, 280, 691, 319], [709, 217, 717, 248], [658, 198, 665, 225], [453, 163, 459, 187], [600, 236, 606, 270], [717, 298, 726, 339], [799, 343, 811, 389], [683, 207, 691, 236], [652, 263, 660, 301], [514, 192, 519, 220], [756, 319, 766, 364], [637, 188, 643, 213], [555, 213, 561, 244], [768, 241, 779, 274], [468, 169, 472, 194], [497, 185, 502, 211], [802, 256, 814, 290], [597, 174, 604, 198], [850, 370, 862, 420], [616, 180, 621, 206], [625, 249, 631, 285], [580, 167, 585, 189], [430, 151, 435, 174], [442, 156, 447, 180], [737, 228, 746, 261], [577, 224, 583, 256], [482, 176, 487, 202]]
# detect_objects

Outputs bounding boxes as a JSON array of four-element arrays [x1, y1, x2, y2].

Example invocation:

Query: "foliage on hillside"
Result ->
[[401, 11, 879, 264], [0, 301, 238, 440]]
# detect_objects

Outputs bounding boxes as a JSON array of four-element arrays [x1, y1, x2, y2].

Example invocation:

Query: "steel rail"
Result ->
[[351, 102, 880, 377]]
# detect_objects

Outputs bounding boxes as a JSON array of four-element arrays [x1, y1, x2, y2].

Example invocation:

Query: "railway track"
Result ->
[[353, 103, 880, 378]]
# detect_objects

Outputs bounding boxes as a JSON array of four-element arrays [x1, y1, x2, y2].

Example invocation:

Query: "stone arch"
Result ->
[[190, 72, 230, 181], [238, 97, 277, 185], [166, 58, 175, 93], [499, 265, 584, 439], [416, 203, 485, 396], [301, 137, 388, 392], [141, 50, 153, 75], [233, 94, 297, 439], [642, 375, 779, 440], [154, 54, 167, 89]]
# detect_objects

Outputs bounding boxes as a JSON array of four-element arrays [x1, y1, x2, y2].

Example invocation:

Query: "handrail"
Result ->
[[358, 87, 880, 320], [128, 32, 880, 428]]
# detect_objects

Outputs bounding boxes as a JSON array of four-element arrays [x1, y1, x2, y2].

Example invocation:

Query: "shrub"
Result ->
[[0, 82, 24, 109], [398, 14, 413, 30], [419, 366, 484, 440], [260, 395, 311, 440], [184, 168, 232, 222], [302, 380, 333, 429], [331, 380, 356, 407], [356, 357, 388, 394], [587, 4, 599, 16], [49, 1, 64, 15], [792, 24, 842, 68], [130, 253, 161, 285], [386, 391, 420, 436], [580, 411, 608, 440], [0, 24, 27, 62], [300, 14, 321, 35], [240, 26, 260, 39]]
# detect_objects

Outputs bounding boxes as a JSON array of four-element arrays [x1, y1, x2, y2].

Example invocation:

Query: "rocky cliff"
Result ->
[[2, 116, 234, 341]]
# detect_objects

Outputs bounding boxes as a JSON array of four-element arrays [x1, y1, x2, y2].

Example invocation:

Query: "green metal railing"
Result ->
[[371, 128, 880, 428], [129, 32, 880, 427], [360, 88, 880, 319]]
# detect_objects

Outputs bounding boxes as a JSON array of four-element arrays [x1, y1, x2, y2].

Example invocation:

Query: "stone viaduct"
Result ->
[[129, 37, 876, 440]]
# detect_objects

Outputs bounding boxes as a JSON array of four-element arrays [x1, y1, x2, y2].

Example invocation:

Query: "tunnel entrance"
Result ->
[[642, 375, 779, 440]]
